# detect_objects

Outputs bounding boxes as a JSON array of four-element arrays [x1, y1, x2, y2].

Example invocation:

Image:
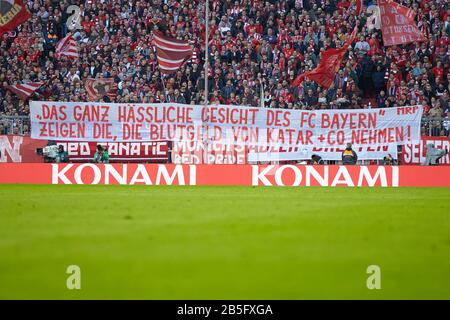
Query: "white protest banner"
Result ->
[[173, 142, 397, 164], [172, 141, 248, 164], [248, 144, 398, 162], [30, 102, 422, 150]]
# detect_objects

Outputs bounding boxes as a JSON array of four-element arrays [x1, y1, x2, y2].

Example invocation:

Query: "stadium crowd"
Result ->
[[0, 0, 449, 136]]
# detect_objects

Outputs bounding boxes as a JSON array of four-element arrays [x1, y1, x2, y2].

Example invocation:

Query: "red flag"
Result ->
[[5, 82, 44, 100], [292, 27, 358, 88], [379, 0, 426, 46], [152, 30, 193, 74], [55, 35, 79, 59], [85, 78, 117, 101], [0, 0, 31, 36], [355, 0, 362, 16]]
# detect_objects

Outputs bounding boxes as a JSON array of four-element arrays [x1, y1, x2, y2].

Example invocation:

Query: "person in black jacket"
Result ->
[[372, 66, 386, 93], [311, 154, 324, 165], [342, 143, 358, 165]]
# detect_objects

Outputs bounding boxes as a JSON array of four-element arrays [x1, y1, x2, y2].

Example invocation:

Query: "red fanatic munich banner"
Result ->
[[55, 141, 169, 163], [0, 164, 449, 187], [402, 136, 450, 165], [172, 141, 248, 164], [379, 0, 426, 46], [30, 102, 423, 151]]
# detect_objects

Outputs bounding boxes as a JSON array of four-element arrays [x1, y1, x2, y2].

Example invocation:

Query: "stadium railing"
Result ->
[[0, 116, 30, 135]]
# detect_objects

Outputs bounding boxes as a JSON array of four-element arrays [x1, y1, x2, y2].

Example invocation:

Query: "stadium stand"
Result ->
[[0, 0, 449, 136]]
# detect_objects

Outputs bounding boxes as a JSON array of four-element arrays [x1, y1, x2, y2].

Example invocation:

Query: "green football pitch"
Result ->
[[0, 185, 449, 299]]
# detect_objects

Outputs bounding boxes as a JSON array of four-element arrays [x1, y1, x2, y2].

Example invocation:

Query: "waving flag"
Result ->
[[5, 82, 44, 100], [152, 31, 192, 74], [55, 34, 79, 59], [0, 0, 30, 36], [292, 27, 358, 89], [379, 0, 426, 46], [85, 78, 117, 102], [355, 0, 362, 16]]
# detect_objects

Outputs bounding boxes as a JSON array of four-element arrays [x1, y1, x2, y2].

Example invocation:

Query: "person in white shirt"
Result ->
[[354, 36, 370, 53], [443, 111, 450, 136]]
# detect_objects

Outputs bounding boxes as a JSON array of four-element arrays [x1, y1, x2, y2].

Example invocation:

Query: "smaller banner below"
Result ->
[[402, 136, 450, 165], [0, 135, 169, 163], [248, 144, 398, 162], [172, 142, 397, 164], [172, 141, 248, 164], [55, 141, 169, 163]]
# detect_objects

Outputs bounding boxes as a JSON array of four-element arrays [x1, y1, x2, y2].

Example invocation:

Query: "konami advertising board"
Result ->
[[0, 163, 449, 187]]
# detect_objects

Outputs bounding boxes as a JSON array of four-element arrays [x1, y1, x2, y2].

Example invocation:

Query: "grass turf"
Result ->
[[0, 185, 449, 299]]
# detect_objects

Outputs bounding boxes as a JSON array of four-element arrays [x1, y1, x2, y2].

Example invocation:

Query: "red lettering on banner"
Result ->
[[73, 105, 109, 122], [231, 126, 258, 144], [149, 124, 160, 140], [326, 130, 339, 145], [266, 109, 291, 127], [300, 112, 315, 128], [351, 127, 409, 145], [302, 131, 313, 145], [122, 124, 142, 140], [321, 113, 377, 130], [397, 106, 418, 115], [39, 122, 86, 139], [266, 129, 313, 145], [41, 104, 67, 120], [30, 102, 422, 147], [93, 123, 114, 140], [118, 106, 194, 123], [202, 106, 259, 125]]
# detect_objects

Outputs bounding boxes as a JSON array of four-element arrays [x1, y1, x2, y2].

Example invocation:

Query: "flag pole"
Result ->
[[203, 0, 209, 164], [151, 32, 168, 102], [161, 74, 168, 102], [260, 79, 265, 108]]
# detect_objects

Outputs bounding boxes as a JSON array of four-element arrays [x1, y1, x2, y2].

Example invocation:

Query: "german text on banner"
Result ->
[[30, 102, 423, 150]]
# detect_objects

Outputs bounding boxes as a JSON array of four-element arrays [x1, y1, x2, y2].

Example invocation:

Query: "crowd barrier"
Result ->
[[0, 163, 449, 187]]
